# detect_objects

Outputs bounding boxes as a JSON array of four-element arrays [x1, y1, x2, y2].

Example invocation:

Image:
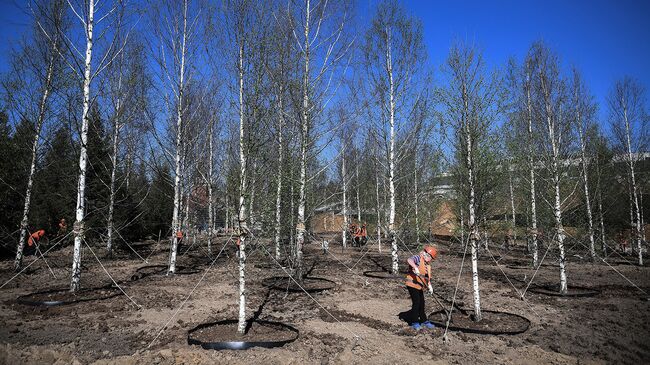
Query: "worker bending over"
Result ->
[[354, 223, 368, 247], [401, 245, 437, 330], [26, 229, 46, 256]]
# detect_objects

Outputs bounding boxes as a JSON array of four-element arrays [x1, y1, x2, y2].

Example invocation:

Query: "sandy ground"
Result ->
[[0, 235, 649, 365]]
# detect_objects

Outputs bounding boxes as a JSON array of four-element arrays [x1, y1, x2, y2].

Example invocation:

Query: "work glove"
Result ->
[[413, 267, 420, 275], [427, 283, 433, 295]]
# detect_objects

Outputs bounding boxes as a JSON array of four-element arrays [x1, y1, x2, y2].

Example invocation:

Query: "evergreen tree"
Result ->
[[144, 164, 174, 239], [32, 126, 76, 240], [84, 107, 112, 243]]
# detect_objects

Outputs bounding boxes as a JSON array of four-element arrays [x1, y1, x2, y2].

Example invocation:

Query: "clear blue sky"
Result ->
[[1, 0, 649, 123], [366, 0, 650, 123]]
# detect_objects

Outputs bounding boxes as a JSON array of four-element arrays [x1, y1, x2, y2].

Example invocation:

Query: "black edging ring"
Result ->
[[262, 276, 336, 293], [16, 285, 121, 307], [363, 270, 403, 280], [427, 309, 530, 335], [528, 285, 600, 297], [187, 319, 299, 350]]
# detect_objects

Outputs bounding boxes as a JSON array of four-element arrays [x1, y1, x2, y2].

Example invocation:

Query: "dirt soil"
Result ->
[[0, 237, 649, 364], [428, 309, 529, 334]]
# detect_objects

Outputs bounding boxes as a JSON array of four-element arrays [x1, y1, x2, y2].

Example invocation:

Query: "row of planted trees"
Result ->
[[1, 0, 647, 330]]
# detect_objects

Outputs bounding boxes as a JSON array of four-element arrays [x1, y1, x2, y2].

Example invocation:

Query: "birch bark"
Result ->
[[106, 60, 124, 257], [386, 29, 398, 275], [295, 0, 311, 280], [623, 99, 643, 265], [207, 117, 214, 255], [71, 0, 95, 292], [274, 92, 284, 260], [525, 68, 539, 268], [237, 40, 249, 334], [15, 50, 56, 271], [168, 0, 189, 275], [342, 147, 348, 249]]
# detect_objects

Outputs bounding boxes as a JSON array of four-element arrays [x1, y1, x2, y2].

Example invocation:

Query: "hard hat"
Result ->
[[423, 246, 437, 259]]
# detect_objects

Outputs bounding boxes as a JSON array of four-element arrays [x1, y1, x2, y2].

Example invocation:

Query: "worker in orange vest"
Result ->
[[400, 245, 437, 330], [175, 230, 184, 246], [354, 223, 368, 246], [26, 229, 45, 256]]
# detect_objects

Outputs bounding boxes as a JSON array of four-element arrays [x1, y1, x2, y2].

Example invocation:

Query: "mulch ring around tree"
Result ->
[[528, 284, 601, 297], [262, 276, 336, 293], [16, 285, 121, 307], [130, 264, 201, 281], [187, 319, 299, 350], [427, 309, 530, 335]]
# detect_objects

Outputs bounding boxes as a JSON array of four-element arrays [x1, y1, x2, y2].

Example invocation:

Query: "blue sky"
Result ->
[[1, 0, 648, 124], [400, 0, 650, 122]]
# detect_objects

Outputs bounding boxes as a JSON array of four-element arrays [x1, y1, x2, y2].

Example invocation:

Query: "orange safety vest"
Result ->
[[27, 230, 45, 247], [405, 254, 430, 290]]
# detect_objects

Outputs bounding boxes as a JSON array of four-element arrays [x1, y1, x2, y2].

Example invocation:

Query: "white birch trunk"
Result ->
[[14, 51, 55, 271], [355, 163, 361, 223], [596, 161, 606, 255], [508, 162, 516, 243], [543, 83, 568, 294], [578, 122, 596, 259], [248, 159, 256, 227], [623, 100, 643, 265], [525, 73, 539, 267], [290, 165, 295, 253], [464, 87, 482, 321], [374, 157, 382, 252], [295, 0, 311, 280], [553, 166, 568, 294], [274, 93, 284, 260], [237, 41, 249, 334], [207, 118, 214, 255], [342, 151, 348, 249], [70, 0, 95, 292], [106, 64, 124, 257], [386, 30, 398, 275], [168, 0, 188, 275]]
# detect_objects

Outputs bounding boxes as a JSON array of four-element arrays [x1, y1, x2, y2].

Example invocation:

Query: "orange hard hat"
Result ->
[[423, 246, 437, 259]]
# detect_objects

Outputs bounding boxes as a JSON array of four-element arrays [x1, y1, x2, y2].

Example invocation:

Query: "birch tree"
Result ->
[[62, 0, 125, 291], [530, 42, 573, 294], [440, 43, 502, 321], [104, 36, 147, 257], [149, 0, 203, 274], [363, 0, 426, 274], [288, 0, 352, 280], [10, 0, 65, 271], [506, 54, 540, 267], [571, 69, 598, 260], [608, 77, 648, 266]]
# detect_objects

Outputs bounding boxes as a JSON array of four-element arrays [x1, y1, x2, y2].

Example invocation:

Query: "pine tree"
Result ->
[[32, 126, 76, 238]]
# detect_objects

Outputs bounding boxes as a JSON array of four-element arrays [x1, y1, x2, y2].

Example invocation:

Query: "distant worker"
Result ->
[[58, 218, 67, 236], [26, 229, 45, 256], [354, 223, 368, 247], [175, 230, 184, 247], [399, 245, 437, 331]]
